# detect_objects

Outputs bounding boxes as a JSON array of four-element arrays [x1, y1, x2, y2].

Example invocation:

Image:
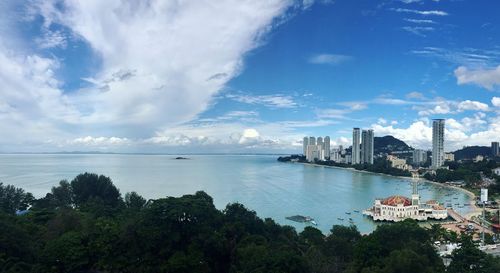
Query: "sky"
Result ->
[[1, 0, 500, 153]]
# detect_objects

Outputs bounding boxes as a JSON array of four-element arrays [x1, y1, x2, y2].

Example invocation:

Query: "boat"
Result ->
[[337, 218, 344, 221], [353, 210, 360, 213], [345, 212, 351, 215], [310, 220, 318, 226]]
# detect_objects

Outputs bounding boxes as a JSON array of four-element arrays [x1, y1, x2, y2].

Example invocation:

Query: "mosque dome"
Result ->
[[381, 195, 412, 206]]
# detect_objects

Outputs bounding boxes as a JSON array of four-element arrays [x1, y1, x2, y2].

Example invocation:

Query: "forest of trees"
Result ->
[[1, 173, 500, 273]]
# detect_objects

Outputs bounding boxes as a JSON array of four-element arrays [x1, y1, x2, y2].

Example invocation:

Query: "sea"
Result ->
[[0, 154, 473, 234]]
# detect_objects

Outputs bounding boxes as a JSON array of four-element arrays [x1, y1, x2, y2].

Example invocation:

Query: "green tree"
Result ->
[[124, 191, 147, 210], [70, 173, 122, 208], [0, 183, 34, 214], [448, 237, 500, 273]]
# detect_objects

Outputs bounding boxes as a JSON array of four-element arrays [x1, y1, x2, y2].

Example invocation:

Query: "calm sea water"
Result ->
[[0, 154, 472, 233]]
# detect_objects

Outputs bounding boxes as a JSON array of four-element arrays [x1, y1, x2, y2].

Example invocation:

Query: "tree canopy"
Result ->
[[1, 173, 500, 272]]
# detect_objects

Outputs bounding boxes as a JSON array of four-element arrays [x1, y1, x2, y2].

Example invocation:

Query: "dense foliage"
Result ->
[[453, 146, 492, 161], [1, 173, 500, 272], [374, 135, 412, 154]]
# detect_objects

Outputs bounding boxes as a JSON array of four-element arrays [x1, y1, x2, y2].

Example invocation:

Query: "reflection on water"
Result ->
[[0, 154, 472, 233]]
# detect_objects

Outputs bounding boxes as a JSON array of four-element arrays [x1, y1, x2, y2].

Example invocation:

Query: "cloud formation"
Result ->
[[454, 66, 500, 90], [308, 54, 352, 65], [0, 0, 306, 151]]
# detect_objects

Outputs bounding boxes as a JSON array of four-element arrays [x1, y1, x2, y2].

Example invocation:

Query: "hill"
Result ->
[[374, 135, 412, 154], [453, 146, 491, 160]]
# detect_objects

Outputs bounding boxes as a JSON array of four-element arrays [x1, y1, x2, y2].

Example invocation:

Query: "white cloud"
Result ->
[[35, 29, 68, 49], [377, 118, 388, 125], [404, 18, 435, 24], [392, 8, 448, 16], [406, 91, 425, 100], [315, 109, 350, 119], [372, 116, 500, 151], [226, 94, 298, 108], [308, 54, 352, 65], [454, 66, 500, 90], [402, 26, 434, 36], [0, 0, 308, 151], [417, 101, 452, 116], [70, 136, 130, 146], [372, 121, 432, 149], [457, 100, 489, 112], [492, 97, 500, 107]]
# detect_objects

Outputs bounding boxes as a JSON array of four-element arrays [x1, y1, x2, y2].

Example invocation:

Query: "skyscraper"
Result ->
[[413, 149, 428, 166], [303, 137, 309, 155], [492, 142, 499, 157], [352, 128, 361, 164], [361, 129, 374, 164], [324, 136, 331, 159], [432, 119, 445, 169], [317, 137, 323, 149], [309, 136, 316, 146]]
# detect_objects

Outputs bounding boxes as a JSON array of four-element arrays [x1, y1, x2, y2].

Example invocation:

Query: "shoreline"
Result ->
[[295, 161, 481, 220]]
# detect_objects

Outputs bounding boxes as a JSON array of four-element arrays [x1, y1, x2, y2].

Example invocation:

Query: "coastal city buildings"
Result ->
[[303, 137, 309, 155], [306, 144, 324, 162], [324, 136, 331, 159], [309, 136, 316, 146], [361, 129, 374, 164], [432, 119, 445, 169], [304, 136, 331, 162], [412, 149, 428, 166], [492, 142, 499, 157], [352, 128, 361, 164], [387, 155, 409, 170]]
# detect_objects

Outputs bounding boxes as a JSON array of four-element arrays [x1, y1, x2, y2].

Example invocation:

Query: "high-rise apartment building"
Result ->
[[303, 137, 309, 155], [309, 137, 316, 146], [412, 149, 427, 165], [432, 119, 445, 169], [324, 136, 331, 159], [317, 137, 323, 149], [492, 142, 499, 157], [306, 144, 324, 162], [352, 128, 361, 164], [361, 129, 374, 164]]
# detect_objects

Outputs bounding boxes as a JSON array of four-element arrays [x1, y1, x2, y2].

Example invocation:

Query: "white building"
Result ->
[[361, 129, 374, 164], [432, 119, 445, 169], [413, 149, 427, 165], [387, 155, 408, 170], [303, 137, 309, 155], [330, 148, 341, 162], [306, 144, 324, 162], [309, 136, 316, 146], [324, 136, 331, 159], [363, 180, 448, 222], [493, 167, 500, 176], [352, 128, 361, 164], [444, 153, 455, 162], [492, 142, 499, 157], [474, 155, 484, 162], [317, 137, 323, 149]]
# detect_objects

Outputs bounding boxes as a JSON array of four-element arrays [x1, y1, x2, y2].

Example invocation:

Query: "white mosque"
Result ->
[[363, 180, 448, 222]]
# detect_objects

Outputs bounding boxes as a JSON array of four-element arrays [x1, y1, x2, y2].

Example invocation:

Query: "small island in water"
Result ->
[[286, 215, 317, 225]]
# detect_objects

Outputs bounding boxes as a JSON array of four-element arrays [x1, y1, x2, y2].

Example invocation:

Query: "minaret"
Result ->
[[411, 179, 419, 206]]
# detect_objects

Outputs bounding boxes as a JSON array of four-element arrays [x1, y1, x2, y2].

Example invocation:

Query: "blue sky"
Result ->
[[0, 0, 499, 153]]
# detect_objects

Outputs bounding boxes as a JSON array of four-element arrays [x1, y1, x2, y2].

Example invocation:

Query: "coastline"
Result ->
[[294, 161, 481, 220]]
